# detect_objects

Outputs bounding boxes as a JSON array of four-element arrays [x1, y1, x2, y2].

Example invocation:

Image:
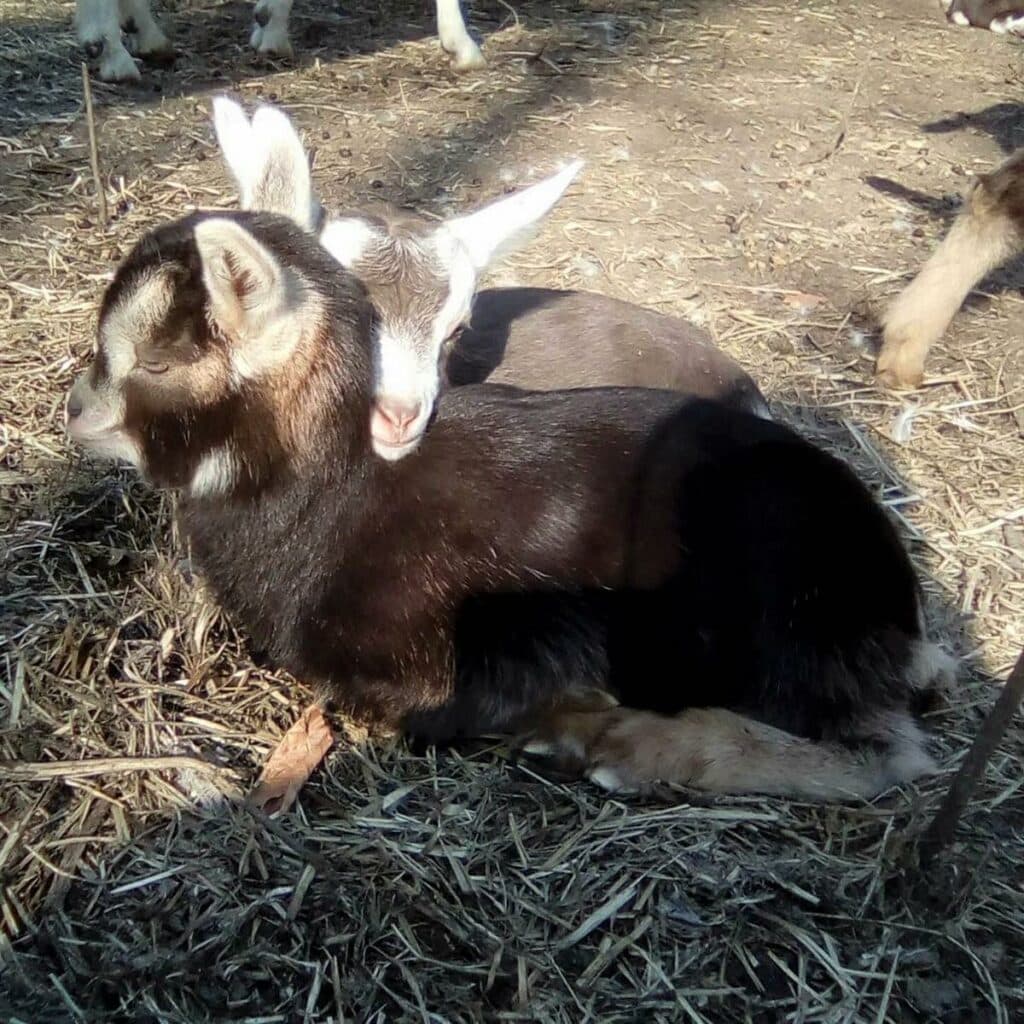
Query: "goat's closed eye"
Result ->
[[138, 359, 170, 374]]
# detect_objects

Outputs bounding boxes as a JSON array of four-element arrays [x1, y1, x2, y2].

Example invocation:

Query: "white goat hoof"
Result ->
[[254, 29, 294, 57], [95, 43, 141, 82], [520, 738, 556, 757], [446, 39, 485, 71]]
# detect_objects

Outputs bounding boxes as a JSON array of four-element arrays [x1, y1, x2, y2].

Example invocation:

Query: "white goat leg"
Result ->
[[119, 0, 173, 60], [77, 0, 140, 81], [436, 0, 485, 70], [251, 0, 294, 57]]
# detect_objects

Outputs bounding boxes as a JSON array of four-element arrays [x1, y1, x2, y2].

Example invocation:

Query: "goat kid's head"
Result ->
[[212, 96, 582, 461], [66, 211, 368, 494]]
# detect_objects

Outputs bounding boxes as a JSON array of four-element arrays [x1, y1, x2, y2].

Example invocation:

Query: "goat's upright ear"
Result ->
[[212, 96, 259, 203], [195, 217, 285, 338], [211, 95, 320, 233], [442, 159, 584, 272]]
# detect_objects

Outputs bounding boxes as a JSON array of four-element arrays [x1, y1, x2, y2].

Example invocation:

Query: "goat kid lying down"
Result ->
[[66, 211, 954, 802], [211, 97, 770, 460]]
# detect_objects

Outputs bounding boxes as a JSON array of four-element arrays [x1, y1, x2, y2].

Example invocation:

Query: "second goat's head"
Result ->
[[213, 96, 582, 460]]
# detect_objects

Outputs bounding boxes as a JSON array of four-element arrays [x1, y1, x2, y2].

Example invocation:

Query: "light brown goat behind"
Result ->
[[877, 148, 1024, 388]]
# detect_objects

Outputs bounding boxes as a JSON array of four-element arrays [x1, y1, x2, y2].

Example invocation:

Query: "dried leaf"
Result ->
[[249, 704, 334, 815]]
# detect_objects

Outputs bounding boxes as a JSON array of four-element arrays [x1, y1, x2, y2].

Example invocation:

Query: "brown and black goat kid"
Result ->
[[67, 211, 953, 801]]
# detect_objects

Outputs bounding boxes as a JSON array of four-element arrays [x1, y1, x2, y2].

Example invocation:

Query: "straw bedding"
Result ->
[[1, 0, 1022, 1019]]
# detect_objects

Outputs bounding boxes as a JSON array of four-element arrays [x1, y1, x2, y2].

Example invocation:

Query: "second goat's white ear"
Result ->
[[441, 159, 584, 272], [248, 104, 318, 232], [212, 96, 320, 233], [212, 96, 258, 203]]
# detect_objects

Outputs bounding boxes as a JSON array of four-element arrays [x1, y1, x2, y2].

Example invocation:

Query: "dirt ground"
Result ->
[[1, 0, 1023, 1020]]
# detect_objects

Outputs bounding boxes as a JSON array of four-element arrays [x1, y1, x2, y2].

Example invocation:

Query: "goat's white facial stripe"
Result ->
[[100, 272, 174, 383], [320, 218, 381, 268], [190, 446, 238, 497]]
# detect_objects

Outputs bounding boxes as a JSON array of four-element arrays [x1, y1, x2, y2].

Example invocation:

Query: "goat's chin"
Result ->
[[68, 427, 143, 469], [371, 433, 423, 462]]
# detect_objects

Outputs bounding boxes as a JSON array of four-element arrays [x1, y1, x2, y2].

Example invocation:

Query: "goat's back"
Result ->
[[447, 288, 768, 416]]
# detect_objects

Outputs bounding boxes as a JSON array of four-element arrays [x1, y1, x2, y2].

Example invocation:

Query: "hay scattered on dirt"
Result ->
[[2, 0, 1023, 1020]]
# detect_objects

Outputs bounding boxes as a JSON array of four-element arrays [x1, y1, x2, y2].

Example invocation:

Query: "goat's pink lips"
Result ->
[[370, 430, 424, 462]]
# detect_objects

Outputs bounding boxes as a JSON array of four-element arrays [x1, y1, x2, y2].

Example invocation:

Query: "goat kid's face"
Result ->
[[212, 96, 582, 461], [66, 212, 333, 494]]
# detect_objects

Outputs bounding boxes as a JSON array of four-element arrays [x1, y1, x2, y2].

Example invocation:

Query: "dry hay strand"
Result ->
[[2, 0, 1024, 1020]]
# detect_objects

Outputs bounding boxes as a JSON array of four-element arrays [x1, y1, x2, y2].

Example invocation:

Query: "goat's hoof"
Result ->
[[876, 367, 924, 390], [453, 48, 486, 72], [445, 41, 486, 71], [252, 29, 294, 58], [94, 46, 142, 82], [250, 1, 293, 57], [587, 765, 631, 793], [992, 14, 1024, 36], [875, 352, 925, 390]]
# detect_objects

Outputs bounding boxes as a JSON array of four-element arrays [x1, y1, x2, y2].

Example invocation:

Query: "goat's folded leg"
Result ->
[[522, 702, 936, 803]]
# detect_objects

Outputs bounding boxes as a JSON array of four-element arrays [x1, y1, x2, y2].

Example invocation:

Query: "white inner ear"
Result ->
[[442, 159, 584, 272], [197, 218, 279, 301], [320, 218, 381, 268], [194, 217, 305, 378]]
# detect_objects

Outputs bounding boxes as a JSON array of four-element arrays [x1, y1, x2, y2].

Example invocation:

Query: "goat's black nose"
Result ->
[[83, 39, 104, 60], [66, 395, 83, 419]]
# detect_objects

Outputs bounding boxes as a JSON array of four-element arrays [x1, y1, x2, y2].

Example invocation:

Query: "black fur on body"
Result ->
[[82, 212, 936, 762]]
